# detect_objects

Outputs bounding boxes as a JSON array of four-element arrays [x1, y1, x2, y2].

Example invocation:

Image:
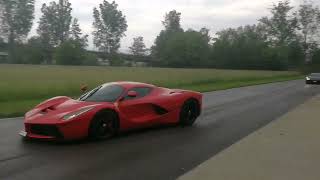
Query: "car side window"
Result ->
[[124, 87, 153, 100]]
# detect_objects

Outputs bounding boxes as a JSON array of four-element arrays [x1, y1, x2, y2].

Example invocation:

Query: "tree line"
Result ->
[[0, 0, 320, 71]]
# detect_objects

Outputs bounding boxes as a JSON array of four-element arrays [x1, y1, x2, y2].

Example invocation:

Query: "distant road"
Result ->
[[0, 80, 319, 180]]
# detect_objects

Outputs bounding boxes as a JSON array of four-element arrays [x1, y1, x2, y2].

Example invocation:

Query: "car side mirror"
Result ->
[[127, 91, 138, 97], [118, 91, 138, 102]]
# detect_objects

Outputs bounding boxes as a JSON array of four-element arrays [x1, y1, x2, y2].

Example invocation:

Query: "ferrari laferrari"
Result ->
[[20, 82, 202, 141]]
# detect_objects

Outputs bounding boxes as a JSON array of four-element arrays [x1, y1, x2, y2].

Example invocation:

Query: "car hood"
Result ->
[[25, 98, 114, 124]]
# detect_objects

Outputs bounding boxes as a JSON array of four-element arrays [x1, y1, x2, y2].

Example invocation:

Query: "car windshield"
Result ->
[[310, 73, 320, 77], [79, 84, 124, 102]]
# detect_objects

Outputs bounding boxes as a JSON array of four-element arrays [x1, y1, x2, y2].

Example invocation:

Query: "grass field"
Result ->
[[0, 64, 302, 118]]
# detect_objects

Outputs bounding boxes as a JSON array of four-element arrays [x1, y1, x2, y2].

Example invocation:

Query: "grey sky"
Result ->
[[29, 0, 313, 52]]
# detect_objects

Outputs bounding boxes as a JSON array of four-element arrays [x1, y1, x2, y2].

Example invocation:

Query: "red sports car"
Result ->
[[20, 82, 202, 141]]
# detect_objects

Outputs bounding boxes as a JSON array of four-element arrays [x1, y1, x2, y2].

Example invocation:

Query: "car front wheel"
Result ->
[[89, 110, 119, 140], [179, 99, 200, 126]]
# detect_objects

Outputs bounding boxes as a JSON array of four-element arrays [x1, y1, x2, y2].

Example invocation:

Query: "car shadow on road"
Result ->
[[21, 123, 202, 146]]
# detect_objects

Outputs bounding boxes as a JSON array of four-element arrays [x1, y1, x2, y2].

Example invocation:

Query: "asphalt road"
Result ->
[[0, 80, 319, 180]]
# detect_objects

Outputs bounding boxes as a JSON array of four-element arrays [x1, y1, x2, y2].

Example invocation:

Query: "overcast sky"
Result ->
[[29, 0, 315, 52]]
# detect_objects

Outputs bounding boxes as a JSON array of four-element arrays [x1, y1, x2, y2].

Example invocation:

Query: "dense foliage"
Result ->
[[151, 1, 320, 70], [152, 30, 210, 68], [0, 0, 319, 71]]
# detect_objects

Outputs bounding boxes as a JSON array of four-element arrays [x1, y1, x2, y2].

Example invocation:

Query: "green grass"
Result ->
[[0, 64, 302, 118]]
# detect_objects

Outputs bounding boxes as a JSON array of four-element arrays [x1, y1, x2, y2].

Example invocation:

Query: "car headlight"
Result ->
[[306, 77, 310, 80], [62, 106, 95, 121]]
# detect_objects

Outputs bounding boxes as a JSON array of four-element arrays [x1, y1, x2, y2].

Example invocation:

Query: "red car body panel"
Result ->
[[21, 82, 202, 140]]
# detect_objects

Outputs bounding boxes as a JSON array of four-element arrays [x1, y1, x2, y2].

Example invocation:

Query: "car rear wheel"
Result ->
[[179, 99, 200, 126], [89, 110, 119, 140]]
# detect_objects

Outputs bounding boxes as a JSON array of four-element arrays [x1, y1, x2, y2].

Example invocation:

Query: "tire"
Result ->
[[89, 110, 119, 140], [21, 136, 30, 142], [179, 99, 200, 126]]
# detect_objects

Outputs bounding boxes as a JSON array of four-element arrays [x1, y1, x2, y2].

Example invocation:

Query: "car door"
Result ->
[[118, 87, 160, 127]]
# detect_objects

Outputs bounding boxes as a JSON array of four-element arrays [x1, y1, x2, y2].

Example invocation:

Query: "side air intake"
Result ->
[[152, 104, 169, 115]]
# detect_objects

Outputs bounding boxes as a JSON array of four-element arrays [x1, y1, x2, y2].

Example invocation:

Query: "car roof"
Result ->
[[104, 81, 156, 89]]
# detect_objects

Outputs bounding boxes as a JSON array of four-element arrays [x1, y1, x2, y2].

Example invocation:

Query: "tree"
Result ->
[[0, 0, 35, 43], [259, 0, 298, 46], [70, 18, 88, 48], [0, 37, 6, 51], [82, 53, 98, 66], [54, 40, 85, 65], [152, 10, 214, 67], [24, 36, 46, 64], [0, 4, 5, 40], [296, 1, 320, 62], [258, 0, 299, 68], [37, 0, 72, 47], [0, 0, 35, 62], [162, 10, 183, 33], [4, 37, 45, 64], [92, 0, 127, 55], [200, 27, 211, 44], [152, 10, 184, 65], [129, 36, 147, 56], [36, 0, 90, 65], [211, 25, 288, 70], [153, 29, 210, 68]]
